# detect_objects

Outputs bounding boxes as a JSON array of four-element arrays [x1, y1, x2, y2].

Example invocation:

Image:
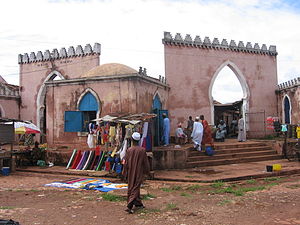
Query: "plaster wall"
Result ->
[[0, 97, 19, 119], [164, 45, 278, 136], [19, 55, 99, 124], [277, 87, 300, 124], [45, 77, 168, 147]]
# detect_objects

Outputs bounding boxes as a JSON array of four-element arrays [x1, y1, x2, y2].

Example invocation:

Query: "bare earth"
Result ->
[[1, 172, 300, 225]]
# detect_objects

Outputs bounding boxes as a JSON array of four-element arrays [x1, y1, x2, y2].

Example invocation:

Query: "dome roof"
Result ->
[[81, 63, 138, 78]]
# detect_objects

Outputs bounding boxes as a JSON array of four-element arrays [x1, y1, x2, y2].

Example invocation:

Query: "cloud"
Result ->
[[0, 0, 299, 102]]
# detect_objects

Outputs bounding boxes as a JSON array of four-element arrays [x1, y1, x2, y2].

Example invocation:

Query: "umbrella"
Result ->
[[6, 121, 40, 134]]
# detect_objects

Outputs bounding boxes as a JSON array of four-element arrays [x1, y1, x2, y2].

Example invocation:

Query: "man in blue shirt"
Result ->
[[162, 113, 170, 146]]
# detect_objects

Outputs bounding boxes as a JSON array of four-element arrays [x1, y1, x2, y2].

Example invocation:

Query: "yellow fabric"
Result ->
[[109, 126, 116, 137], [296, 126, 300, 138]]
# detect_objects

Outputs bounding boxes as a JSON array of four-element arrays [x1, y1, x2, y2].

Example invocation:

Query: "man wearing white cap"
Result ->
[[122, 132, 150, 214], [191, 116, 204, 151]]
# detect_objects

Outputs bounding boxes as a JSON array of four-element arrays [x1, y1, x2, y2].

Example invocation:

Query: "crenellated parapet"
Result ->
[[18, 43, 101, 64], [162, 32, 277, 56], [277, 77, 300, 90]]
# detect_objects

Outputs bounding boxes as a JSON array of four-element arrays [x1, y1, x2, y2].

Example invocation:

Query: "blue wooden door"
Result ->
[[284, 97, 291, 124], [79, 92, 98, 111], [64, 111, 83, 132]]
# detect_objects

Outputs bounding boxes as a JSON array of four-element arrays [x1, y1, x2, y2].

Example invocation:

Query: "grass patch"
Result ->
[[186, 184, 202, 191], [180, 192, 192, 198], [286, 184, 300, 189], [211, 181, 225, 188], [100, 193, 125, 202], [160, 187, 172, 192], [0, 206, 16, 210], [171, 185, 183, 191], [142, 193, 156, 200], [161, 185, 183, 192], [209, 185, 266, 196], [246, 179, 257, 184], [138, 208, 161, 214], [166, 203, 178, 210], [264, 177, 281, 182], [266, 182, 279, 187]]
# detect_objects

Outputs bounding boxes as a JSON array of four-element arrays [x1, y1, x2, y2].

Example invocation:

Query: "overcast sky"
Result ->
[[1, 0, 300, 103]]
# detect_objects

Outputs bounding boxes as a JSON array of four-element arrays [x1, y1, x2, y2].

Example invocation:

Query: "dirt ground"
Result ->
[[1, 172, 300, 225]]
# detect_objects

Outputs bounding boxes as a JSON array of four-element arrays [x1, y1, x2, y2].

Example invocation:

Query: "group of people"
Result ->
[[122, 114, 246, 215], [161, 114, 247, 148]]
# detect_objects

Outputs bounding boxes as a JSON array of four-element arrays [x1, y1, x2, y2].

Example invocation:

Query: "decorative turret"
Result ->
[[277, 77, 300, 90], [162, 32, 278, 56], [18, 43, 101, 64]]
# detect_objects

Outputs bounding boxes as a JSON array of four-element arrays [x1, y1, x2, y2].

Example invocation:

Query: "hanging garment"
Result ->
[[140, 122, 148, 147], [87, 134, 96, 148], [296, 126, 300, 139], [119, 139, 128, 161], [125, 124, 134, 139]]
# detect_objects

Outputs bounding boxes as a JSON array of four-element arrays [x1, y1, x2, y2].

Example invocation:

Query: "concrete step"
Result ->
[[213, 142, 267, 150], [186, 155, 282, 168], [187, 150, 277, 162], [188, 146, 272, 157]]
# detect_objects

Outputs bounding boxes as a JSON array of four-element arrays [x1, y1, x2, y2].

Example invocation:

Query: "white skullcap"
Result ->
[[195, 116, 200, 120], [132, 132, 141, 141]]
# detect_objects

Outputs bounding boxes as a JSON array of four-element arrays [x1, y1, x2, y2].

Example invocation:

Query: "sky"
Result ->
[[1, 0, 300, 103]]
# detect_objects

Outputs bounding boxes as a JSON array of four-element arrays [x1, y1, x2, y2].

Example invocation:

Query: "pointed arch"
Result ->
[[152, 91, 162, 110], [282, 94, 291, 124], [0, 104, 4, 117], [77, 88, 101, 119], [209, 60, 250, 125], [36, 70, 66, 132]]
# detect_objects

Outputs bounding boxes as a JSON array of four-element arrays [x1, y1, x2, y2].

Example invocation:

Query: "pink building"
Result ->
[[0, 76, 20, 119], [18, 44, 168, 147], [277, 77, 300, 125], [163, 32, 278, 137]]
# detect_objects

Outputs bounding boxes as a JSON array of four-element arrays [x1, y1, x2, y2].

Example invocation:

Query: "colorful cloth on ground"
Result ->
[[45, 178, 127, 192]]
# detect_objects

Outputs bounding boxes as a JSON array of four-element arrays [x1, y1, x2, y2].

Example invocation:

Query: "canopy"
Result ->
[[5, 121, 40, 134]]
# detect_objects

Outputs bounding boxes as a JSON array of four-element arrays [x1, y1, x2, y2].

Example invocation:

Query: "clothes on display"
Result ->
[[66, 113, 156, 174]]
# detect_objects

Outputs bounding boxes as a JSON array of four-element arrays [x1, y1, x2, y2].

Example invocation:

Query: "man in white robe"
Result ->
[[191, 117, 203, 151], [237, 115, 246, 142]]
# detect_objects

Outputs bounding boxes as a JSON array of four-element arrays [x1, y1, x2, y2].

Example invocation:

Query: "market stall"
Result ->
[[66, 113, 156, 175]]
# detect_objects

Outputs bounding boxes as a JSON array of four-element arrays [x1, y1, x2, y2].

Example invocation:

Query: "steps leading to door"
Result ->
[[186, 141, 281, 168]]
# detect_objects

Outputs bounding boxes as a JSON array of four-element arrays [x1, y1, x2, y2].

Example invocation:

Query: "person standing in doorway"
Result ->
[[237, 115, 246, 142], [122, 132, 150, 214], [200, 115, 214, 149], [162, 113, 170, 146], [186, 116, 194, 143], [191, 117, 204, 151]]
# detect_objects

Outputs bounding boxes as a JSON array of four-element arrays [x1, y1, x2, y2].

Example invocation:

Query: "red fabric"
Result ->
[[201, 120, 213, 146]]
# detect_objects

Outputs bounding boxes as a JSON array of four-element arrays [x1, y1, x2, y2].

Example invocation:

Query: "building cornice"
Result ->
[[18, 43, 101, 64], [162, 32, 278, 56], [45, 73, 169, 89]]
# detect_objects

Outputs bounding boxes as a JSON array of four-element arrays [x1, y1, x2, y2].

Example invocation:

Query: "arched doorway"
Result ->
[[209, 61, 250, 126], [211, 65, 244, 137], [36, 70, 65, 142], [78, 90, 100, 132], [0, 104, 3, 117], [152, 92, 167, 146], [283, 95, 291, 124], [65, 89, 100, 132]]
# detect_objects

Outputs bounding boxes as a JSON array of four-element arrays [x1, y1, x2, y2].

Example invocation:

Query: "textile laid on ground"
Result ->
[[45, 178, 127, 192]]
